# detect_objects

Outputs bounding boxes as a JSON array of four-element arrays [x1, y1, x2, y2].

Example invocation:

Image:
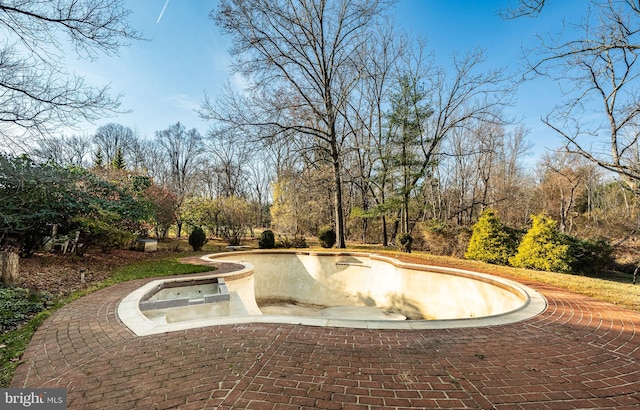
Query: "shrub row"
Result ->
[[465, 210, 613, 276], [257, 230, 308, 249]]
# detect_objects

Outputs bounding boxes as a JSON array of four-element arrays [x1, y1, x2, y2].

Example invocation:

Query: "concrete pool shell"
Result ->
[[118, 251, 547, 336]]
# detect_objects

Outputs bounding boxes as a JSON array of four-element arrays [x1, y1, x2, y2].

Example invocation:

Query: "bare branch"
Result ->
[[529, 0, 640, 194], [0, 0, 141, 145], [500, 0, 546, 19]]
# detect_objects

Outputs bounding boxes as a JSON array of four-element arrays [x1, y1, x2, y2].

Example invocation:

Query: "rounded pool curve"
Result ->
[[118, 251, 547, 336]]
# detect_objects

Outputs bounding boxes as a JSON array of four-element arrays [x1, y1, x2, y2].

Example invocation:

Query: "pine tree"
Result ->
[[93, 148, 105, 169], [111, 147, 126, 170], [386, 75, 432, 234]]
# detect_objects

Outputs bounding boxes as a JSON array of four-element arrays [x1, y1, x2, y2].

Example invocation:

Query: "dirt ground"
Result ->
[[15, 249, 168, 297]]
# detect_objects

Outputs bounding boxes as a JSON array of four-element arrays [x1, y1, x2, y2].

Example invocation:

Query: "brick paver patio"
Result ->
[[11, 261, 640, 409]]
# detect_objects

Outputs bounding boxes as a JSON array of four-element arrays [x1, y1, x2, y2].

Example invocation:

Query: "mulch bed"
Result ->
[[15, 249, 170, 297]]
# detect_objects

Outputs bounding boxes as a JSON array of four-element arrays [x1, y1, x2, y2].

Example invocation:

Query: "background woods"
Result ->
[[1, 0, 640, 276]]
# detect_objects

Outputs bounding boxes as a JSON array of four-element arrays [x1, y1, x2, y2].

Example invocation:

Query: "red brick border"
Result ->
[[12, 273, 640, 409]]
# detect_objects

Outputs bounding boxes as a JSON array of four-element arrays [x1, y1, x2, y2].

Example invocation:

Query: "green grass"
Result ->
[[371, 249, 640, 312], [0, 310, 51, 388], [0, 255, 212, 387], [298, 243, 640, 312]]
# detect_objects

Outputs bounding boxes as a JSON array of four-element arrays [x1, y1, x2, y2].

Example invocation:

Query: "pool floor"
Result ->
[[258, 302, 408, 320]]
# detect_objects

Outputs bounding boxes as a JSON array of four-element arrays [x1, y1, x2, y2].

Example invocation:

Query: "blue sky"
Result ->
[[68, 0, 585, 163]]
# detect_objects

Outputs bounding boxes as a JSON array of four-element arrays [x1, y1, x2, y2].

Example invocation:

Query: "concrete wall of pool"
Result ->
[[118, 251, 547, 336]]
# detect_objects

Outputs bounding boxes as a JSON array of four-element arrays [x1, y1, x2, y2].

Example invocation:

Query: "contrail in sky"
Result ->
[[157, 0, 170, 23]]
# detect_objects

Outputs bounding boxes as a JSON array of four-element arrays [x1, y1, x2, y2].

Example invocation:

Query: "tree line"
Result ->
[[1, 114, 632, 260], [2, 0, 640, 271]]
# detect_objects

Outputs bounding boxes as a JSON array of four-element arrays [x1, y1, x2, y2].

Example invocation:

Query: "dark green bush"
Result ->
[[564, 236, 614, 276], [259, 230, 276, 249], [0, 287, 51, 333], [396, 233, 413, 253], [188, 227, 207, 251], [318, 227, 336, 248]]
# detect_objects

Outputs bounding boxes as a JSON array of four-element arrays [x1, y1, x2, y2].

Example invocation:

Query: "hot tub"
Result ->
[[118, 251, 546, 336]]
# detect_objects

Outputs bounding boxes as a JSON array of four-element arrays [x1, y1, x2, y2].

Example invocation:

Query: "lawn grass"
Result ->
[[0, 254, 212, 387], [372, 248, 640, 312]]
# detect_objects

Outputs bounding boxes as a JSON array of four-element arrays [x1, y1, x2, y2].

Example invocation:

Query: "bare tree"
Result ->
[[93, 123, 138, 167], [492, 125, 535, 227], [500, 0, 546, 18], [522, 1, 640, 196], [392, 48, 513, 237], [345, 23, 405, 245], [204, 0, 392, 248], [537, 151, 594, 234], [244, 151, 273, 230], [30, 133, 93, 167], [206, 130, 250, 198], [155, 122, 204, 236], [0, 0, 141, 145]]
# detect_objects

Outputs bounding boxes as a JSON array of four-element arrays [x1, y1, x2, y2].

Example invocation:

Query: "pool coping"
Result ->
[[117, 251, 547, 336]]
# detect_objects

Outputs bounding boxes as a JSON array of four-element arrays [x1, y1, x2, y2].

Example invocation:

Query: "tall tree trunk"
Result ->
[[390, 212, 400, 244], [381, 215, 389, 247], [332, 148, 346, 248]]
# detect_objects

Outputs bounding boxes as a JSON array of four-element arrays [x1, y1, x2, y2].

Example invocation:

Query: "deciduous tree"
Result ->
[[0, 0, 140, 145], [524, 1, 640, 197], [93, 123, 138, 167], [155, 122, 204, 236], [205, 0, 392, 248]]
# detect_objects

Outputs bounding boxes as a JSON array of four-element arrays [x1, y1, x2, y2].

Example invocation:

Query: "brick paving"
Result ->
[[10, 267, 640, 409]]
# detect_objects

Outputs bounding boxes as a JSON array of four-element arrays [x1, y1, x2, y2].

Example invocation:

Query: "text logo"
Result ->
[[1, 389, 66, 409]]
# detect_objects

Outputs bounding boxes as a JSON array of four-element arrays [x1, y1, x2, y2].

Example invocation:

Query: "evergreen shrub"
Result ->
[[396, 233, 413, 253], [564, 236, 614, 276], [509, 213, 573, 273], [259, 230, 275, 249], [318, 227, 336, 248], [465, 210, 517, 265], [188, 227, 207, 251]]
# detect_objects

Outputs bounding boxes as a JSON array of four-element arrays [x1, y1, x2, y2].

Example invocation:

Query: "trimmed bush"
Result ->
[[318, 227, 336, 248], [259, 230, 276, 249], [188, 227, 207, 251], [564, 236, 614, 277], [396, 233, 413, 253], [510, 213, 573, 273], [465, 210, 517, 265]]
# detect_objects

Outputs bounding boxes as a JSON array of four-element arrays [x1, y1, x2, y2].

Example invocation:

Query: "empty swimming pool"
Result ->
[[118, 251, 546, 336]]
